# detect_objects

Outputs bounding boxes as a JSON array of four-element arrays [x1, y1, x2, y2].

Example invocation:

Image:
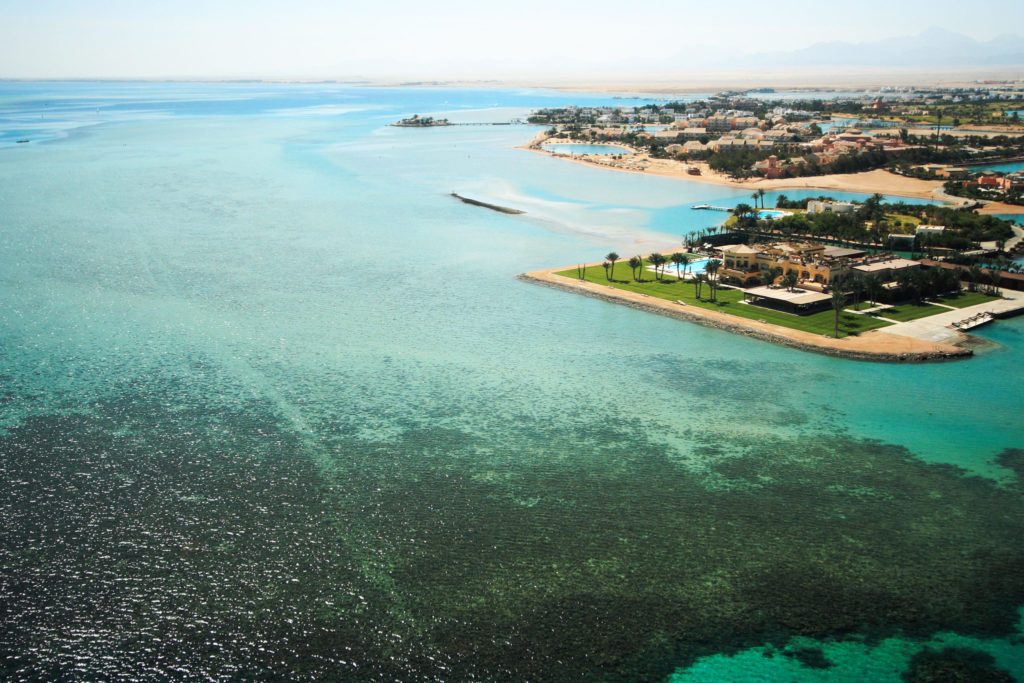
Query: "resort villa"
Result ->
[[712, 240, 921, 313], [718, 241, 851, 288], [716, 240, 922, 311], [807, 199, 858, 215]]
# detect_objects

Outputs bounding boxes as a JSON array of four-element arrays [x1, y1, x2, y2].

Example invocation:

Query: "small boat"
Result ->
[[691, 204, 711, 210], [956, 312, 994, 330], [16, 139, 29, 143]]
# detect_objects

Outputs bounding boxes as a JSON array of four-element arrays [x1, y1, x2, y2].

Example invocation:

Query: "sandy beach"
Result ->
[[977, 201, 1024, 215], [519, 266, 971, 363], [526, 134, 956, 201], [524, 133, 1024, 214]]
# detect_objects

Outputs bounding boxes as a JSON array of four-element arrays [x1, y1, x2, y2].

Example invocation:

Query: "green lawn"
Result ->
[[885, 213, 921, 231], [875, 302, 948, 322], [934, 291, 1000, 309], [554, 262, 893, 338]]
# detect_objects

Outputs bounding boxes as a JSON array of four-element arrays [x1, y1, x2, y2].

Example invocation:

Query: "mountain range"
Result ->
[[715, 28, 1024, 69]]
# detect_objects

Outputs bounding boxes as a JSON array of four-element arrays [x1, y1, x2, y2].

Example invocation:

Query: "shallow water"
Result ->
[[970, 160, 1024, 174], [1, 82, 1023, 681]]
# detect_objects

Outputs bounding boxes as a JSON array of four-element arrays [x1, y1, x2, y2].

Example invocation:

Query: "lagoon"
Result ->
[[969, 159, 1024, 174], [1, 82, 1023, 682]]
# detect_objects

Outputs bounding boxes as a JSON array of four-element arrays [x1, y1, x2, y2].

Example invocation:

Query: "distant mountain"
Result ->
[[716, 28, 1024, 68]]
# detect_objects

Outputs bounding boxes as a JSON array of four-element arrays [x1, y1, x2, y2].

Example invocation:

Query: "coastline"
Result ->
[[521, 132, 1024, 213], [518, 266, 971, 363]]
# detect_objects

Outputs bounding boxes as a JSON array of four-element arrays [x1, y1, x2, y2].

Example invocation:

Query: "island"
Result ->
[[393, 114, 451, 127]]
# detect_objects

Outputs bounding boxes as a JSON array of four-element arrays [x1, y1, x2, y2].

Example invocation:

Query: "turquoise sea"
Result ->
[[1, 82, 1023, 681], [970, 160, 1024, 174]]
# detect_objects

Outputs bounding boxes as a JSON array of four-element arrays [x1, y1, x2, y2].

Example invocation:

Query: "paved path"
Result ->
[[884, 289, 1024, 344], [1008, 225, 1024, 251]]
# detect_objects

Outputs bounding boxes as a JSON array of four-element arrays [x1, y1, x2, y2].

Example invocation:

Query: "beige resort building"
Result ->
[[717, 241, 920, 289]]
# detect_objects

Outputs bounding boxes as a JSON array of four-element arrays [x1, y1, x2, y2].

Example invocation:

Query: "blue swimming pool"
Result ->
[[649, 257, 713, 278], [543, 143, 633, 156]]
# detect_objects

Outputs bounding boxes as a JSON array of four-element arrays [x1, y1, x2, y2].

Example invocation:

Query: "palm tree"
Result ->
[[704, 259, 721, 301], [782, 270, 799, 292], [831, 287, 846, 338], [864, 193, 886, 224], [628, 255, 642, 281], [751, 191, 760, 210], [649, 252, 667, 280], [694, 272, 706, 299], [732, 203, 754, 219], [952, 267, 966, 292], [989, 269, 1002, 295], [850, 277, 865, 310], [968, 265, 985, 292], [757, 188, 767, 209], [606, 252, 620, 281], [670, 252, 689, 281], [864, 275, 881, 307]]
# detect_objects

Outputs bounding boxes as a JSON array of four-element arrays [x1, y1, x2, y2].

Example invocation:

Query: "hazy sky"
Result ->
[[1, 0, 1022, 79]]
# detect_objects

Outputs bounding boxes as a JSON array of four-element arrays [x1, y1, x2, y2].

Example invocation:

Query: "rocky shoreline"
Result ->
[[517, 272, 972, 363]]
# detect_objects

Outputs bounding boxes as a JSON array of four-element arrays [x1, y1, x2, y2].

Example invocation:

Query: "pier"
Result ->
[[884, 289, 1024, 345]]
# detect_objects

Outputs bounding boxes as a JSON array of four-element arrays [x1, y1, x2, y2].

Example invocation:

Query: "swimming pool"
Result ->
[[648, 257, 712, 277], [543, 143, 633, 156]]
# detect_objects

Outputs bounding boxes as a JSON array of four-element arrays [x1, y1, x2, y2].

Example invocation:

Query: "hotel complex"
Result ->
[[717, 241, 920, 311]]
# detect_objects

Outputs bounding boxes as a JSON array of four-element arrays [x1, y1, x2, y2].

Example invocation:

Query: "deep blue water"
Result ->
[[1, 82, 1023, 682]]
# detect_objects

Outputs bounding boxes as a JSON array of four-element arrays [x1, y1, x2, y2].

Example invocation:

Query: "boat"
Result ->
[[691, 204, 711, 210], [951, 312, 994, 330], [16, 139, 29, 144]]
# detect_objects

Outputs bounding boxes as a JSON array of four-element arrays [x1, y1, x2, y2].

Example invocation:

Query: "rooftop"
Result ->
[[822, 246, 867, 258], [743, 286, 832, 306], [853, 258, 919, 273]]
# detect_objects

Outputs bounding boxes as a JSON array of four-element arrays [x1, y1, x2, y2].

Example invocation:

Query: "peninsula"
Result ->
[[518, 197, 1024, 362], [519, 265, 974, 362]]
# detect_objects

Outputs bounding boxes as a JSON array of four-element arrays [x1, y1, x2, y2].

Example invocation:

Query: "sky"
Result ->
[[1, 0, 1023, 79]]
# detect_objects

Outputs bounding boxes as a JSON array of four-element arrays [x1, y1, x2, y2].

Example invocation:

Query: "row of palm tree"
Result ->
[[614, 252, 694, 282], [750, 188, 767, 210], [704, 259, 721, 301], [608, 252, 725, 301], [683, 226, 725, 249], [603, 252, 620, 280]]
